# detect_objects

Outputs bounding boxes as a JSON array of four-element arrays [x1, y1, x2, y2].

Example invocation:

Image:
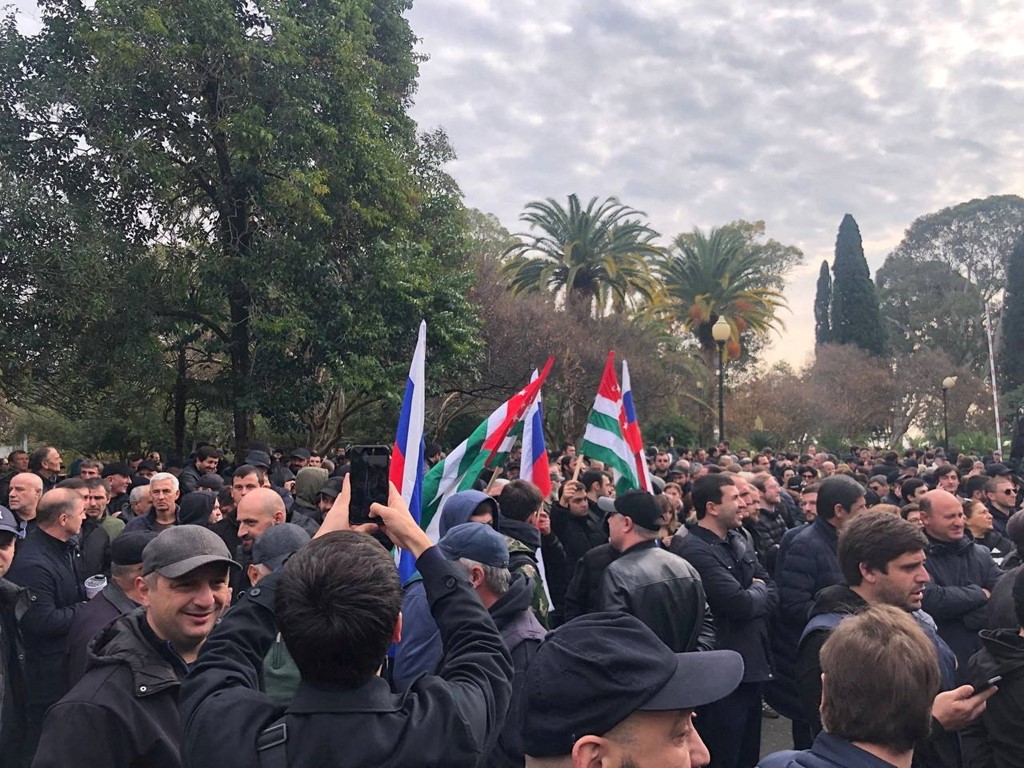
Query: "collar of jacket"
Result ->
[[100, 578, 142, 616], [289, 674, 402, 714], [925, 533, 973, 555], [86, 612, 186, 696], [34, 524, 78, 553], [619, 539, 659, 556], [812, 516, 839, 546], [809, 731, 906, 768], [690, 525, 747, 558]]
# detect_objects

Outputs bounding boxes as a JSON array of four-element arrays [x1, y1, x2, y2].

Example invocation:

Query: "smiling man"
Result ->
[[33, 526, 238, 768], [920, 488, 1003, 669]]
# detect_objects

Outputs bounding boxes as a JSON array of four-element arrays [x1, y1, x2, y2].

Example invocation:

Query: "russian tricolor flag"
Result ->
[[621, 360, 653, 493], [519, 369, 551, 498], [390, 320, 426, 583]]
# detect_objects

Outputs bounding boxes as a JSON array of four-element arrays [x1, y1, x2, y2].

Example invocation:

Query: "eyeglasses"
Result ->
[[999, 489, 1016, 496]]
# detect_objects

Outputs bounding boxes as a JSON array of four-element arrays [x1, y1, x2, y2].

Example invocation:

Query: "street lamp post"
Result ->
[[941, 376, 957, 452], [712, 316, 731, 444]]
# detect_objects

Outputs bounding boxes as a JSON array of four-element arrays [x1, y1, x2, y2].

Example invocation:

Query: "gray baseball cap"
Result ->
[[142, 525, 240, 578], [0, 505, 18, 536], [252, 523, 311, 570]]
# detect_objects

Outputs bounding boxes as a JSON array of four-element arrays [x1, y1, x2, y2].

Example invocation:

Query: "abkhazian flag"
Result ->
[[580, 351, 639, 495], [620, 360, 653, 493], [519, 369, 551, 499], [422, 357, 555, 541], [389, 321, 426, 583]]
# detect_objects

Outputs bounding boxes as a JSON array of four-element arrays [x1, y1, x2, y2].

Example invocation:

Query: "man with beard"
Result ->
[[231, 488, 286, 598]]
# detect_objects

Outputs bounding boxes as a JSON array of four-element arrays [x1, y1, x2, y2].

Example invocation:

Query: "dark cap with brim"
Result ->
[[522, 612, 743, 757], [597, 490, 663, 532], [142, 525, 240, 578]]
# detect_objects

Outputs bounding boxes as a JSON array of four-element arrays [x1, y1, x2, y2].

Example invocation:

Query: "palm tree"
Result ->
[[653, 226, 787, 362], [501, 194, 662, 320]]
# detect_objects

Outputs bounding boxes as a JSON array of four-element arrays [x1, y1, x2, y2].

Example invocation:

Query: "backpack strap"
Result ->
[[256, 716, 289, 768]]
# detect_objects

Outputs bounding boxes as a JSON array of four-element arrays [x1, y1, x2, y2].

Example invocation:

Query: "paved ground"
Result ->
[[760, 712, 794, 759]]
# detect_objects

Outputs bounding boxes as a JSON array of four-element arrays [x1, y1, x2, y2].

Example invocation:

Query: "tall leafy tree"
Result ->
[[502, 194, 662, 320], [0, 0, 478, 453], [652, 226, 788, 363], [814, 260, 832, 346], [890, 195, 1024, 303], [999, 232, 1024, 396], [831, 214, 887, 356]]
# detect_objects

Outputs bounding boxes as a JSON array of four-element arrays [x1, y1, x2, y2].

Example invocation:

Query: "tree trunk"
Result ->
[[173, 344, 188, 458], [229, 289, 251, 456]]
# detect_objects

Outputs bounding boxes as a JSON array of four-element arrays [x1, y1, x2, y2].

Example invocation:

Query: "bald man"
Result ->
[[7, 472, 43, 537], [920, 489, 1003, 668], [232, 488, 286, 598]]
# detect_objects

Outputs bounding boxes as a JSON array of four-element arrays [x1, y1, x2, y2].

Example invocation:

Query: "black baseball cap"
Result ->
[[522, 612, 743, 757], [597, 490, 662, 532], [252, 523, 310, 570], [111, 531, 158, 566]]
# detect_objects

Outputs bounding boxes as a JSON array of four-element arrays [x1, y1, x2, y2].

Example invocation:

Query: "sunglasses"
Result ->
[[998, 489, 1016, 496]]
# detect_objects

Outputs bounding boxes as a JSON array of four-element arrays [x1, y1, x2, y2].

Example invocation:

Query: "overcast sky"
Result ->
[[404, 0, 1024, 366], [13, 1, 1024, 367]]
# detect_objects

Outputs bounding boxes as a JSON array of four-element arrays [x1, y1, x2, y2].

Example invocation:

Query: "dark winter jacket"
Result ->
[[550, 502, 607, 569], [33, 611, 190, 768], [758, 732, 906, 768], [392, 577, 440, 691], [482, 573, 547, 768], [922, 534, 1002, 669], [179, 547, 513, 768], [562, 543, 620, 622], [986, 502, 1013, 538], [796, 585, 957, 738], [177, 463, 204, 495], [671, 525, 776, 681], [768, 518, 843, 719], [78, 516, 111, 579], [962, 628, 1024, 768], [986, 564, 1021, 630], [0, 579, 29, 763], [499, 516, 568, 628], [754, 504, 792, 574], [124, 505, 181, 533], [6, 526, 86, 708], [968, 528, 1016, 567], [597, 539, 716, 653], [66, 579, 142, 686]]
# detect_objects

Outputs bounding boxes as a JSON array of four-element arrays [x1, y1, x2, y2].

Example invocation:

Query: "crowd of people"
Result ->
[[0, 439, 1022, 767]]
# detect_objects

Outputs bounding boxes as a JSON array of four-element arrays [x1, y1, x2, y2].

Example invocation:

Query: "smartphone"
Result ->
[[348, 445, 391, 524], [975, 675, 1002, 693]]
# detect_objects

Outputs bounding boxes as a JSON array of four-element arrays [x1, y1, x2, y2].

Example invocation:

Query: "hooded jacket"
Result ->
[[962, 628, 1024, 768], [498, 516, 568, 628], [392, 492, 502, 689], [32, 611, 190, 768], [292, 467, 328, 516], [921, 534, 1002, 669], [481, 574, 547, 768]]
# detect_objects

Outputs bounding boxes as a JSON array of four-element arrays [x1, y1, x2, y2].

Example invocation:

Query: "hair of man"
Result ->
[[498, 480, 544, 522], [275, 531, 401, 688], [820, 604, 940, 752], [817, 475, 866, 520], [458, 558, 511, 595], [838, 510, 929, 586], [691, 474, 736, 520]]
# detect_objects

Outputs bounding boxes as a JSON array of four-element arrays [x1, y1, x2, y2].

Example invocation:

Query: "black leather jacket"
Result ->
[[597, 540, 716, 652]]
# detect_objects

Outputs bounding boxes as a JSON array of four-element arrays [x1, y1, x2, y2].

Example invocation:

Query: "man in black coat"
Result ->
[[440, 522, 546, 768], [33, 525, 238, 768], [64, 531, 156, 685], [920, 489, 1002, 668], [672, 474, 777, 768], [550, 479, 607, 569], [963, 567, 1024, 767], [179, 480, 513, 768], [0, 505, 29, 767], [6, 488, 87, 761]]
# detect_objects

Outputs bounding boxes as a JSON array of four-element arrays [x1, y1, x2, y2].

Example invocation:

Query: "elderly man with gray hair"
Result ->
[[439, 522, 547, 768]]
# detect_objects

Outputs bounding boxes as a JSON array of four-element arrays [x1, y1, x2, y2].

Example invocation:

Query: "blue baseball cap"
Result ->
[[438, 522, 509, 568]]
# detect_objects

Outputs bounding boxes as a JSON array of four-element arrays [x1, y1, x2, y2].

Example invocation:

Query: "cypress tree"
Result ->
[[831, 214, 887, 356], [814, 259, 832, 345], [1000, 232, 1024, 394]]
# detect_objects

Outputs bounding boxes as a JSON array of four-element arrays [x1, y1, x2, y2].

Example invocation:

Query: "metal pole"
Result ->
[[942, 386, 949, 452], [717, 341, 726, 443], [984, 302, 1002, 456]]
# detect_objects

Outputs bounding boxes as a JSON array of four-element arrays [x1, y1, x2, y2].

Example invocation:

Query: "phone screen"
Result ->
[[349, 445, 391, 524]]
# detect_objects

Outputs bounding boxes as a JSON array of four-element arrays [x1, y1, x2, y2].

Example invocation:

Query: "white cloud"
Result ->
[[407, 0, 1024, 366]]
